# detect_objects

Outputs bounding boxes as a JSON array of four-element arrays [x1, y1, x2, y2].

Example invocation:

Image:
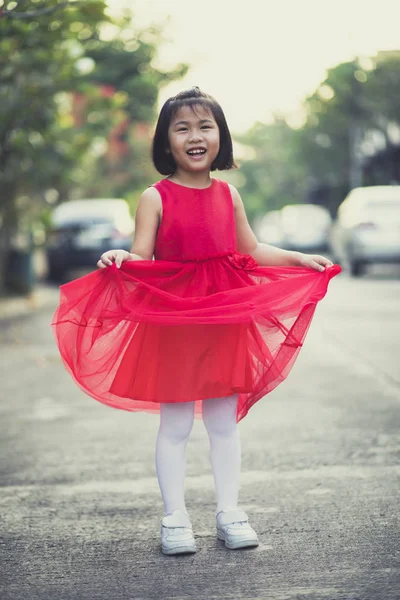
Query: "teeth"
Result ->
[[188, 149, 206, 155]]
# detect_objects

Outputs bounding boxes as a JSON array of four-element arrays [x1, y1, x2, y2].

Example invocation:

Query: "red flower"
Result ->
[[228, 252, 258, 270]]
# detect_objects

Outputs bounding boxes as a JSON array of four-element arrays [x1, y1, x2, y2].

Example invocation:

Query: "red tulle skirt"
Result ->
[[52, 254, 341, 421]]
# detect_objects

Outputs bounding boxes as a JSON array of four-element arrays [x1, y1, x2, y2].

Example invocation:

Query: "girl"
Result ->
[[52, 87, 340, 556]]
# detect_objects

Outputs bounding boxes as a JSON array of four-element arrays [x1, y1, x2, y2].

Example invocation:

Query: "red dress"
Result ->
[[52, 178, 340, 421]]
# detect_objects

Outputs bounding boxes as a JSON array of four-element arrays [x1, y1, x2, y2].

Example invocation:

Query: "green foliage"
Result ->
[[237, 50, 400, 220], [0, 0, 109, 213], [0, 2, 187, 217], [0, 0, 187, 291], [69, 26, 187, 207], [236, 119, 308, 222]]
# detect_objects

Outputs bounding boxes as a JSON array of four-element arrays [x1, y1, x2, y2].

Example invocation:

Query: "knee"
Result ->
[[203, 396, 238, 439], [159, 403, 194, 444], [204, 418, 238, 439]]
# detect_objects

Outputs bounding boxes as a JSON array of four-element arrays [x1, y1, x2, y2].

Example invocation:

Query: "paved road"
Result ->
[[1, 268, 400, 600]]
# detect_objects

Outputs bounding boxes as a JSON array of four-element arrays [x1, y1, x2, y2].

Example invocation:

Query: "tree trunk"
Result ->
[[0, 191, 18, 296]]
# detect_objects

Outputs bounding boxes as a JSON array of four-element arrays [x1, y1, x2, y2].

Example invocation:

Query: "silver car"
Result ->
[[257, 210, 286, 247], [280, 204, 332, 252], [330, 186, 400, 276]]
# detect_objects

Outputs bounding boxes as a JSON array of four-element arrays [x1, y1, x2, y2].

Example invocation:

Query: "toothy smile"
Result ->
[[187, 148, 206, 155]]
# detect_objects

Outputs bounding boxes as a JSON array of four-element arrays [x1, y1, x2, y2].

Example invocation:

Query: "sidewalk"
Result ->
[[0, 283, 60, 321], [0, 247, 61, 322]]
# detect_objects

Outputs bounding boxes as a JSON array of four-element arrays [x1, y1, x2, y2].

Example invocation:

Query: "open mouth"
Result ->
[[187, 148, 206, 156]]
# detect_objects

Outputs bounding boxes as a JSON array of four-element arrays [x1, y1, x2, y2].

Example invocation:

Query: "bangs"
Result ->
[[169, 97, 215, 121]]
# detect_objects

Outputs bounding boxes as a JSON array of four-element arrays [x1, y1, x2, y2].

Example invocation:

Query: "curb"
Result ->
[[0, 284, 60, 322]]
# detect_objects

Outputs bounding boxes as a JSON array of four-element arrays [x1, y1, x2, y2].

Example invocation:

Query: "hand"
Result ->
[[97, 249, 131, 269], [296, 252, 334, 272]]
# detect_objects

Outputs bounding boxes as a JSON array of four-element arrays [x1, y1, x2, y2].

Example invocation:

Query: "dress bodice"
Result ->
[[153, 178, 237, 262]]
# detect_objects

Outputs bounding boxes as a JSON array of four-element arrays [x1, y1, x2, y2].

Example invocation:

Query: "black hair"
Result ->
[[152, 86, 237, 175]]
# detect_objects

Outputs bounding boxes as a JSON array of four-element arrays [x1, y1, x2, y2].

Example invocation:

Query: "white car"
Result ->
[[257, 210, 285, 247], [280, 204, 332, 252], [46, 199, 135, 280], [329, 186, 400, 276]]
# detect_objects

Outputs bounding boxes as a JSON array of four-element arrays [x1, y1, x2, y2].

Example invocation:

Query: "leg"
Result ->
[[155, 401, 195, 515], [202, 394, 241, 513]]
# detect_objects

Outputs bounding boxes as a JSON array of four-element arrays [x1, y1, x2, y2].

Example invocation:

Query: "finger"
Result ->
[[100, 254, 113, 266], [312, 255, 333, 267], [311, 260, 325, 272], [319, 258, 333, 268], [97, 260, 106, 269], [115, 252, 123, 268]]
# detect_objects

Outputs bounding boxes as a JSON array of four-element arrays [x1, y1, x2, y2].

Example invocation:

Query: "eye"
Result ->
[[176, 127, 187, 132]]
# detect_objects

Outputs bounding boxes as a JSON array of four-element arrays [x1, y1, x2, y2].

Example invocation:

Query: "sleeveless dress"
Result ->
[[52, 178, 340, 421]]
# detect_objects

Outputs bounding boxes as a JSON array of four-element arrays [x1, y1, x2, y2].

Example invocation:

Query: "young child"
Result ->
[[52, 87, 340, 556]]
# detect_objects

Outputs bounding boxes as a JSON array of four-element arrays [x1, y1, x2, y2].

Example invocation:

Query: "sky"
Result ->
[[108, 0, 400, 133]]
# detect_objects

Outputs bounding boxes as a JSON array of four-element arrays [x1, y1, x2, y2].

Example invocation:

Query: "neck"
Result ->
[[169, 169, 212, 189]]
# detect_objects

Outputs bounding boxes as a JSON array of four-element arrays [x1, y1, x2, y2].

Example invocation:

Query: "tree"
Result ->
[[361, 51, 400, 185], [234, 119, 308, 223], [0, 0, 110, 292], [0, 1, 187, 293], [298, 51, 400, 212], [236, 51, 400, 222], [69, 25, 187, 205]]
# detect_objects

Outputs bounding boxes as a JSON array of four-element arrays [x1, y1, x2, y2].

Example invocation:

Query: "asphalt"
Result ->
[[0, 268, 399, 600]]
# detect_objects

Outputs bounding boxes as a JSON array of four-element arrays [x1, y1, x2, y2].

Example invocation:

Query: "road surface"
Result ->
[[1, 267, 399, 599]]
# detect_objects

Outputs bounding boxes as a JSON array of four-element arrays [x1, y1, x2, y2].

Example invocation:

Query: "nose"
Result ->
[[188, 129, 203, 143]]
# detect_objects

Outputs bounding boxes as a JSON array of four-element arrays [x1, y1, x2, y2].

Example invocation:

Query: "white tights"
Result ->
[[155, 394, 241, 515]]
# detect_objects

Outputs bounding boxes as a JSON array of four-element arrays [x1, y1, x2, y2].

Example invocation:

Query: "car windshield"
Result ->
[[282, 206, 331, 231]]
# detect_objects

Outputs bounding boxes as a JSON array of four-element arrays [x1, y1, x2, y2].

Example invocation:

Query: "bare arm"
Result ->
[[97, 187, 161, 268], [230, 185, 332, 271], [129, 186, 161, 260]]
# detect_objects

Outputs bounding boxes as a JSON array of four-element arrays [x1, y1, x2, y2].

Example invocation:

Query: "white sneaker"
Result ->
[[216, 507, 259, 549], [161, 509, 197, 555]]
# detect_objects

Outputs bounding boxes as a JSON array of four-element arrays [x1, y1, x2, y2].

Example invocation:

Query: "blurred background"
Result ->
[[1, 0, 400, 292]]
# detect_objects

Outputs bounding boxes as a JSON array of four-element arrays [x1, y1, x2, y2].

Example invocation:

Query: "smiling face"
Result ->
[[167, 104, 220, 175]]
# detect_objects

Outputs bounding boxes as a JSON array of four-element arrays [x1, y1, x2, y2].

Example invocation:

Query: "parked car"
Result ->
[[329, 186, 400, 276], [280, 204, 332, 252], [46, 198, 135, 281], [257, 210, 285, 247]]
